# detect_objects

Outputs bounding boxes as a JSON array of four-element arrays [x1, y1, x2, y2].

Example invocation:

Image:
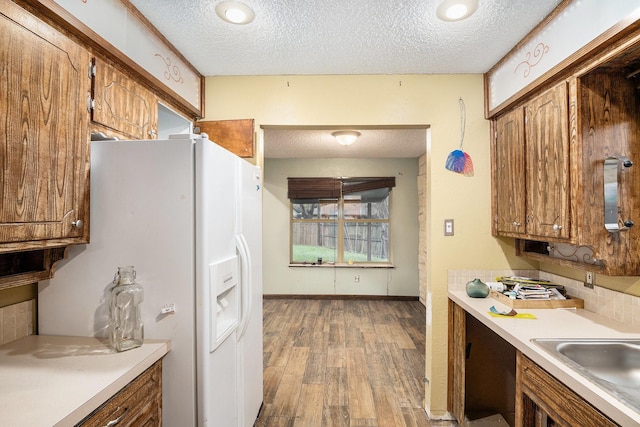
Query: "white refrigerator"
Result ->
[[38, 134, 263, 426]]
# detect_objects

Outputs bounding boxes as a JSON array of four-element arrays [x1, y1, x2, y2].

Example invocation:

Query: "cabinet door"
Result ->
[[516, 352, 617, 427], [494, 108, 526, 236], [196, 119, 255, 158], [0, 3, 90, 250], [92, 57, 158, 140], [578, 70, 640, 275], [525, 83, 571, 240]]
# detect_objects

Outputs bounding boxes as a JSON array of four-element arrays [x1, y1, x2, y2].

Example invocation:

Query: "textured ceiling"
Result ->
[[263, 127, 429, 159], [130, 0, 563, 158], [129, 0, 563, 76]]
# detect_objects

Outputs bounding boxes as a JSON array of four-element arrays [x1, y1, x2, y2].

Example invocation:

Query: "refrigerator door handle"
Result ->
[[235, 233, 252, 340]]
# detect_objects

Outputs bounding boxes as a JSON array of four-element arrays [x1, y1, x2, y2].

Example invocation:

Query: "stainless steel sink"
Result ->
[[532, 339, 640, 414]]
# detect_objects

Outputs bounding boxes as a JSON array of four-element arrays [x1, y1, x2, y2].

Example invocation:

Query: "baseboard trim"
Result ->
[[423, 404, 456, 423], [263, 294, 419, 301]]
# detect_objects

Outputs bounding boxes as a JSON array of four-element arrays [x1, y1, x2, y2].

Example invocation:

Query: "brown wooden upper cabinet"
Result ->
[[492, 60, 640, 274], [574, 69, 640, 275], [196, 119, 255, 158], [524, 82, 571, 240], [91, 57, 158, 140], [0, 0, 91, 252], [494, 108, 526, 236], [492, 82, 572, 242]]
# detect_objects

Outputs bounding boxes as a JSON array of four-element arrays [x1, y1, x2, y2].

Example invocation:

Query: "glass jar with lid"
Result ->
[[109, 266, 144, 351]]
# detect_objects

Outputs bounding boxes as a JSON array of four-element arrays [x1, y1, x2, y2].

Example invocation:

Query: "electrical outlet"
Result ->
[[354, 275, 360, 283], [444, 219, 454, 236], [584, 271, 595, 289]]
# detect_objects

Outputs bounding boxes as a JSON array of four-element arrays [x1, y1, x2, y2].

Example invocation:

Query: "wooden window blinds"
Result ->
[[287, 177, 396, 199]]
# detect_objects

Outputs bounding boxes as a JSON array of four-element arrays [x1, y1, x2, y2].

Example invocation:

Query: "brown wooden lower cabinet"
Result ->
[[76, 360, 162, 426], [448, 300, 619, 427], [516, 353, 617, 427], [448, 300, 516, 426]]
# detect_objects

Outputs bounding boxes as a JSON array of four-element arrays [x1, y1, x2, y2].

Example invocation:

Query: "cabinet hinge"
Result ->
[[88, 61, 96, 79], [87, 95, 95, 113]]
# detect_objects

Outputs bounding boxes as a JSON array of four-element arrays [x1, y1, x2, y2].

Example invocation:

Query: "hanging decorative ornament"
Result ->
[[445, 97, 474, 176]]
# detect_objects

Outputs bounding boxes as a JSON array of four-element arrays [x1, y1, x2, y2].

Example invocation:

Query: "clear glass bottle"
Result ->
[[109, 266, 144, 352]]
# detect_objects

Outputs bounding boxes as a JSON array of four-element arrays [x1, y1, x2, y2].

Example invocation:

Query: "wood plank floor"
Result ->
[[256, 298, 441, 427]]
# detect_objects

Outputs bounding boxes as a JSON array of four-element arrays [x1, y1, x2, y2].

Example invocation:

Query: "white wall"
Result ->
[[157, 103, 192, 139], [264, 157, 419, 296]]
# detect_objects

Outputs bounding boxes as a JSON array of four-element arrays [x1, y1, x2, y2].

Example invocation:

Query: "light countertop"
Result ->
[[449, 290, 640, 426], [0, 335, 170, 426]]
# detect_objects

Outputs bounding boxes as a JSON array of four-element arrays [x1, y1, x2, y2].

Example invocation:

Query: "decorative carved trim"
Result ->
[[514, 43, 550, 78], [516, 239, 606, 273], [0, 247, 68, 291], [548, 242, 602, 265], [154, 53, 184, 84]]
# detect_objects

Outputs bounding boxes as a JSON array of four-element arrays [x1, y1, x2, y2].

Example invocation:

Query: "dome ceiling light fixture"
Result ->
[[215, 1, 255, 25], [436, 0, 478, 22], [332, 130, 361, 146]]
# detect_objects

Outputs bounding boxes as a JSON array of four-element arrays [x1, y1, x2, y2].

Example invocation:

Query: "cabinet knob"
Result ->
[[553, 224, 562, 232], [72, 219, 84, 229], [513, 221, 521, 227]]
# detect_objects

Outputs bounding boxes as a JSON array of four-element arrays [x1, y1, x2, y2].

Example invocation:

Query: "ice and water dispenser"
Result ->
[[209, 255, 239, 352]]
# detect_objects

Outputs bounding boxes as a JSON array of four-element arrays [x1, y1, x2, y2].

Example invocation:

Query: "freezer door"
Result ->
[[236, 161, 264, 426], [194, 137, 240, 426]]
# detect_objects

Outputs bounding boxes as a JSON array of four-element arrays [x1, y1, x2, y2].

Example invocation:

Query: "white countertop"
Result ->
[[449, 290, 640, 426], [0, 335, 170, 427]]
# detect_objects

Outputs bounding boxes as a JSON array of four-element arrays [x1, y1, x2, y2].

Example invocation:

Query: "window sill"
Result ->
[[288, 263, 395, 268]]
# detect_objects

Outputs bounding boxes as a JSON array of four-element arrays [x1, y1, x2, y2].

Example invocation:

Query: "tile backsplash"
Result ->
[[448, 269, 640, 327], [0, 299, 35, 345]]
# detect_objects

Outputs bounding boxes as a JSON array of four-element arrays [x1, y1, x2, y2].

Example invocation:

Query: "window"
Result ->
[[288, 177, 394, 265]]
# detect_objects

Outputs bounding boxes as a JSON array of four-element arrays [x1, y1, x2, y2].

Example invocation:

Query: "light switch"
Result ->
[[444, 219, 454, 236]]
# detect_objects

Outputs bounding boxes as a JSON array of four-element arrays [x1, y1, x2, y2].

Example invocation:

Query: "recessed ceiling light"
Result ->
[[436, 0, 478, 22], [215, 1, 255, 25]]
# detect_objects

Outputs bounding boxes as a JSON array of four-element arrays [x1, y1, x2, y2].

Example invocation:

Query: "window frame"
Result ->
[[288, 177, 394, 266]]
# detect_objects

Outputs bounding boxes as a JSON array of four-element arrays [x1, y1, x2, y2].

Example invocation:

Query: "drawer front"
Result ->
[[77, 360, 162, 427], [517, 353, 617, 427]]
